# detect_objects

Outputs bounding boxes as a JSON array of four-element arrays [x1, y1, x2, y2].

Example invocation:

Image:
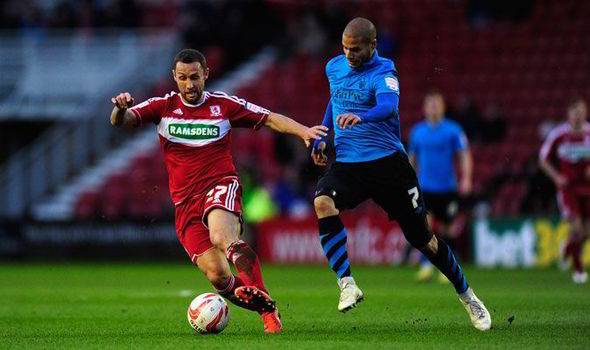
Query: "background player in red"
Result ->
[[539, 98, 589, 284], [109, 49, 328, 333]]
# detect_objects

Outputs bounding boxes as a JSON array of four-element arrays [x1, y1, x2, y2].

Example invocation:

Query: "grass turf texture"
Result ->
[[1, 264, 588, 349]]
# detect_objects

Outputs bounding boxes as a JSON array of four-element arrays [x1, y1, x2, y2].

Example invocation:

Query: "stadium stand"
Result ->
[[1, 0, 588, 220], [65, 0, 589, 219]]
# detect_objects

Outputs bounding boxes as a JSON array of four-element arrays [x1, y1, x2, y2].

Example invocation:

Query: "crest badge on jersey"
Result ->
[[385, 77, 399, 92], [359, 79, 367, 89], [210, 105, 222, 117]]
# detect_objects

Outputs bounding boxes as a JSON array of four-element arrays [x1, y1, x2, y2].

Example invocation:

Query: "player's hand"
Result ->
[[311, 141, 328, 167], [336, 114, 362, 129], [111, 92, 134, 110], [302, 125, 329, 148], [459, 178, 472, 196], [554, 174, 568, 187]]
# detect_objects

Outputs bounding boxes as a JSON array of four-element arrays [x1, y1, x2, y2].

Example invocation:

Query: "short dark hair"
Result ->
[[343, 17, 377, 44], [173, 49, 207, 70], [425, 89, 444, 100]]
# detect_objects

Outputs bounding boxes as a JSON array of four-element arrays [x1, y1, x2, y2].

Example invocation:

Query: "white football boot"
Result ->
[[337, 276, 364, 312], [573, 271, 588, 284], [459, 288, 492, 331]]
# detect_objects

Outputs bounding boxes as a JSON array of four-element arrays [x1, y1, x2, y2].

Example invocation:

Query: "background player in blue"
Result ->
[[311, 17, 491, 331], [408, 91, 473, 283]]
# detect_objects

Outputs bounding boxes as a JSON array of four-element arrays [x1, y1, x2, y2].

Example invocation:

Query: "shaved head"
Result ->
[[343, 17, 376, 43], [341, 17, 377, 68]]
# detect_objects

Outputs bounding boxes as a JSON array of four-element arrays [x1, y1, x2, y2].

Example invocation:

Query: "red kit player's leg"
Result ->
[[225, 239, 268, 293], [559, 191, 587, 278], [203, 177, 269, 293]]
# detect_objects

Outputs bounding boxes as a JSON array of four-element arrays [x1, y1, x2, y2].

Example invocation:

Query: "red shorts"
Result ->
[[175, 176, 243, 263], [557, 190, 590, 219]]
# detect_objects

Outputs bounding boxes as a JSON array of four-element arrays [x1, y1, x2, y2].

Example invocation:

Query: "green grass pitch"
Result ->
[[1, 263, 588, 349]]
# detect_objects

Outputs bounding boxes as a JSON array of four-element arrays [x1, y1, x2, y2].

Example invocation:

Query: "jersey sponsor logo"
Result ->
[[557, 142, 590, 161], [385, 77, 399, 92], [210, 105, 222, 117], [332, 88, 369, 101], [168, 123, 220, 140], [173, 108, 183, 115]]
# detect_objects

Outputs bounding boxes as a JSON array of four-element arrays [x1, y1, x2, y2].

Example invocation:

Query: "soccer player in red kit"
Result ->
[[540, 98, 589, 284], [109, 49, 328, 333]]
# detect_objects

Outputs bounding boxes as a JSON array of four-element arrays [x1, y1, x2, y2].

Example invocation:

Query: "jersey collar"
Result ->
[[353, 50, 379, 72], [179, 91, 209, 107]]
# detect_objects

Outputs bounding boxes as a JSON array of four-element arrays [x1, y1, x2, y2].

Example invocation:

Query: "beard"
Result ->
[[183, 90, 201, 104]]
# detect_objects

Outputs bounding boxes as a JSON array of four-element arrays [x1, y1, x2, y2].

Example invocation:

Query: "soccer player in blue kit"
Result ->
[[311, 18, 491, 331], [409, 91, 473, 283]]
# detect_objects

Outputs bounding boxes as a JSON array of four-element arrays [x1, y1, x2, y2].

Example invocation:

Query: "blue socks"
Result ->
[[422, 238, 468, 294], [319, 215, 351, 278]]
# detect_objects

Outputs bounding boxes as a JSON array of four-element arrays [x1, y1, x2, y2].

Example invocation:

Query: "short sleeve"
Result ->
[[227, 98, 269, 130], [539, 129, 560, 162], [129, 97, 166, 125], [373, 70, 400, 96], [452, 125, 469, 152]]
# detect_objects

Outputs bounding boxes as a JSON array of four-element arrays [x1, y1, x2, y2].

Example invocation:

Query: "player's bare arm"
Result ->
[[459, 149, 473, 195], [539, 159, 568, 187], [265, 112, 328, 147], [110, 92, 138, 127]]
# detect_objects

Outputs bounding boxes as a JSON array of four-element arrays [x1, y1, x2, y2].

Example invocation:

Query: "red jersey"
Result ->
[[130, 91, 269, 205], [540, 122, 590, 190]]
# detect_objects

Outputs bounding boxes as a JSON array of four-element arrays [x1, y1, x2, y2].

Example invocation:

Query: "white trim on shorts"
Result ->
[[201, 178, 242, 229]]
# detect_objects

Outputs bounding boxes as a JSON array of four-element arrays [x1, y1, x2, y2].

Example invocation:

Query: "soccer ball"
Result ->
[[187, 293, 230, 334]]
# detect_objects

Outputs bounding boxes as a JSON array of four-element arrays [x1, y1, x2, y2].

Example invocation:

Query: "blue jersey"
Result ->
[[408, 119, 468, 192], [326, 51, 404, 162]]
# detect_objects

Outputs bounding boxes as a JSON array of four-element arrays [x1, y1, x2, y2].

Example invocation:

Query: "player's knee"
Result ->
[[209, 227, 230, 250], [209, 225, 240, 251], [420, 235, 438, 255], [314, 196, 338, 217], [399, 215, 435, 251]]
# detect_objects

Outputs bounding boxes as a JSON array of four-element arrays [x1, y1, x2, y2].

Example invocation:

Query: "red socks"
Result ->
[[226, 240, 268, 293]]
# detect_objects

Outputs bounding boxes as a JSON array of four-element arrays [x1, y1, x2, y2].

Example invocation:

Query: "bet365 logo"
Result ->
[[169, 124, 220, 139]]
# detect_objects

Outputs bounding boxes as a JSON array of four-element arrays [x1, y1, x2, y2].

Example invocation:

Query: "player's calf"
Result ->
[[226, 240, 269, 293], [419, 235, 469, 294]]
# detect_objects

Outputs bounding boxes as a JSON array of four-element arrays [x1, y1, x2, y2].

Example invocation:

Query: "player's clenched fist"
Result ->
[[111, 92, 135, 109], [110, 92, 135, 127]]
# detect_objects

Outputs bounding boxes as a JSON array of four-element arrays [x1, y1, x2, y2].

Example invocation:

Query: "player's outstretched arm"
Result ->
[[265, 112, 328, 148], [110, 92, 138, 127], [459, 149, 473, 195]]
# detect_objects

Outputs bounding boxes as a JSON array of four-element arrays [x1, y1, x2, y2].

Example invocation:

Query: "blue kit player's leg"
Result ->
[[417, 192, 459, 284], [373, 152, 491, 331], [314, 162, 368, 312]]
